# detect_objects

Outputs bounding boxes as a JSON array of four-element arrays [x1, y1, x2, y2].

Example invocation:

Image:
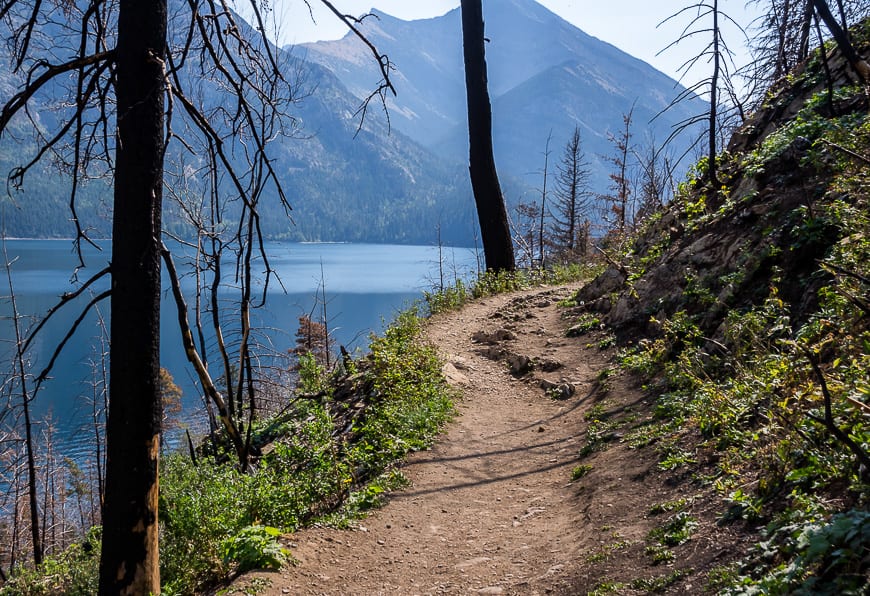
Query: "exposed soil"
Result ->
[[232, 283, 750, 595]]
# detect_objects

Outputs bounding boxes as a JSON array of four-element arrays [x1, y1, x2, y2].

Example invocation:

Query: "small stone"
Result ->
[[472, 328, 517, 344], [508, 353, 533, 376], [538, 358, 563, 372]]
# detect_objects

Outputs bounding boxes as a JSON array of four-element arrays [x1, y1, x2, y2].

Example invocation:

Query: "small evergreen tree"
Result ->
[[548, 126, 592, 261]]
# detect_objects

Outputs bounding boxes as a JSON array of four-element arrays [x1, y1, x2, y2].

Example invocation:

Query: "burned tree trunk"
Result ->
[[461, 0, 515, 272], [98, 0, 166, 592]]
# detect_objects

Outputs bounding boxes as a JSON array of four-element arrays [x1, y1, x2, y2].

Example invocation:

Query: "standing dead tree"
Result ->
[[549, 126, 593, 261], [460, 0, 515, 272], [744, 0, 870, 101], [810, 0, 870, 82], [538, 131, 553, 268], [1, 243, 41, 566], [632, 134, 677, 225], [600, 109, 634, 235], [660, 0, 746, 190]]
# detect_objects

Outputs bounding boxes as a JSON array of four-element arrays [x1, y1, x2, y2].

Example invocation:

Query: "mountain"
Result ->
[[1, 0, 703, 244], [0, 12, 478, 246], [300, 0, 704, 192]]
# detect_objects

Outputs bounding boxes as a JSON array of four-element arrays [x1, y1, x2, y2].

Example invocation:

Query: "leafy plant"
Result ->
[[647, 512, 698, 547], [220, 525, 291, 573], [648, 497, 693, 515], [586, 539, 631, 563], [0, 527, 101, 596], [645, 544, 676, 564], [630, 568, 690, 591], [571, 464, 593, 480]]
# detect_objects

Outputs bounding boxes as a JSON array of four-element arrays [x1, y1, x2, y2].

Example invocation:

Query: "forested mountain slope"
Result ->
[[301, 0, 704, 192], [2, 0, 701, 243]]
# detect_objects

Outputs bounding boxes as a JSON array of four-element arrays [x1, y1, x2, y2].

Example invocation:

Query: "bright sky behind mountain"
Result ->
[[274, 0, 760, 84]]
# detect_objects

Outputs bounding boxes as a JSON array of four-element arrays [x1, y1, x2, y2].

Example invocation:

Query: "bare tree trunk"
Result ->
[[811, 0, 870, 82], [3, 242, 42, 565], [98, 0, 166, 592], [775, 0, 793, 79], [460, 0, 515, 272], [799, 0, 815, 61], [709, 0, 721, 189], [617, 113, 631, 230], [161, 247, 248, 467], [539, 132, 552, 268]]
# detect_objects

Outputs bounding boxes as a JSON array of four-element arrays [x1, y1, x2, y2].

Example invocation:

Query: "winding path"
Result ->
[[239, 284, 637, 595]]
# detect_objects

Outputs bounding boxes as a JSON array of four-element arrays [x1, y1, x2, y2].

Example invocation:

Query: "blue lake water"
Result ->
[[0, 240, 478, 458]]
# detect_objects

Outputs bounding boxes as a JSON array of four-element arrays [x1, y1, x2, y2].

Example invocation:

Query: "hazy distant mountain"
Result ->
[[0, 13, 478, 245], [1, 0, 703, 244], [300, 0, 703, 192]]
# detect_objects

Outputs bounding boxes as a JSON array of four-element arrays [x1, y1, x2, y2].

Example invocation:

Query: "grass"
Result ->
[[424, 263, 602, 315]]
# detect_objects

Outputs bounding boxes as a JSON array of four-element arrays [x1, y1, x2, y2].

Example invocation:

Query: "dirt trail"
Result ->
[[237, 284, 685, 595]]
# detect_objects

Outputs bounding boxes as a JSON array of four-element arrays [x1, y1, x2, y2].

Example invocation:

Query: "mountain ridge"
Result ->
[[1, 0, 702, 243], [300, 0, 703, 191]]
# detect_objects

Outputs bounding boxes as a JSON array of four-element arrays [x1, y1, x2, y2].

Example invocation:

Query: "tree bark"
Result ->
[[460, 0, 515, 272], [811, 0, 870, 83], [98, 0, 166, 592], [709, 0, 721, 190]]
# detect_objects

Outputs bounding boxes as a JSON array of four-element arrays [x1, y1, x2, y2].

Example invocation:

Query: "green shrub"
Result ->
[[0, 528, 101, 596], [220, 525, 291, 573]]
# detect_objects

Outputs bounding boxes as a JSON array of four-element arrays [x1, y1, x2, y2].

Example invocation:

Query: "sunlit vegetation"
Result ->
[[579, 28, 870, 592], [424, 262, 603, 315], [1, 307, 455, 594]]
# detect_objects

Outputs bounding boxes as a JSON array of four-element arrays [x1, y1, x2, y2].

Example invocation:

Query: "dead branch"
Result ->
[[34, 289, 112, 391], [801, 346, 870, 477]]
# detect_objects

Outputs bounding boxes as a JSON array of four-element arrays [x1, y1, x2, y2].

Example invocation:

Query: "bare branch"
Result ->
[[0, 51, 114, 135], [21, 266, 111, 355], [34, 289, 112, 391]]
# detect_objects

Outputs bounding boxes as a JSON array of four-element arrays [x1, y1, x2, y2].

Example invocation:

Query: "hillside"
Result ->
[[1, 16, 867, 593], [232, 18, 870, 596]]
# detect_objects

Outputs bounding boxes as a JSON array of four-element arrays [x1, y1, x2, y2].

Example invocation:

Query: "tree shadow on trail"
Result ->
[[386, 387, 602, 500]]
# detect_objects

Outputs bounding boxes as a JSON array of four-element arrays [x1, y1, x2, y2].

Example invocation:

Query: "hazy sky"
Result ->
[[274, 1, 760, 83]]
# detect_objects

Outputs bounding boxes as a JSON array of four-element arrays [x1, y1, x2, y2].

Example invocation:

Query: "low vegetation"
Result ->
[[1, 308, 455, 595], [568, 25, 870, 593], [4, 17, 868, 595], [423, 262, 601, 315]]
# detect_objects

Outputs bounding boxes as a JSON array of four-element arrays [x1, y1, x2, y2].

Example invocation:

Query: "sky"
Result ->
[[273, 0, 762, 84]]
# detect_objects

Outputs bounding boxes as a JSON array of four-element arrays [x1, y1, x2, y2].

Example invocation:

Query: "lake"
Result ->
[[0, 240, 478, 459]]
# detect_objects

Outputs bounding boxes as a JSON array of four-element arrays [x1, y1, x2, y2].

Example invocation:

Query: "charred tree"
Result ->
[[460, 0, 515, 272], [811, 0, 870, 82], [98, 0, 166, 591], [549, 126, 592, 259], [0, 0, 394, 587]]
